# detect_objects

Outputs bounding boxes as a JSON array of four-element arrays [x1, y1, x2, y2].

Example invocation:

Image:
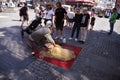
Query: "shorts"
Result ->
[[55, 20, 64, 31], [68, 18, 74, 23], [23, 15, 29, 21]]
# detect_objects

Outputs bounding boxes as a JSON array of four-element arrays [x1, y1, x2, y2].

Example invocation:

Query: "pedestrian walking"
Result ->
[[78, 8, 90, 44], [69, 9, 82, 41], [54, 2, 67, 40], [20, 3, 29, 28], [90, 9, 96, 30], [108, 8, 118, 35], [90, 16, 95, 30]]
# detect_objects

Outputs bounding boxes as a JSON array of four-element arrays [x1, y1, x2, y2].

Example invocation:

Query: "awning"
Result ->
[[19, 0, 26, 2], [0, 0, 7, 2], [66, 0, 94, 3], [116, 0, 120, 5]]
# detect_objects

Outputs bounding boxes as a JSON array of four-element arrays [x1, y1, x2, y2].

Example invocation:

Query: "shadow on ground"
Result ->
[[0, 26, 120, 80]]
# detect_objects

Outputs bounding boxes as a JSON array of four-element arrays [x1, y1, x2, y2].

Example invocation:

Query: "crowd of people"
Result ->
[[18, 2, 118, 57]]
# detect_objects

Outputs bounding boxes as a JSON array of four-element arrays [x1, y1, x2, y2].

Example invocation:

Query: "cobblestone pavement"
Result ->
[[0, 9, 120, 80]]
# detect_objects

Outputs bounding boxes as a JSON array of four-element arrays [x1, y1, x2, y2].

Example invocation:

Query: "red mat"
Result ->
[[34, 43, 82, 69]]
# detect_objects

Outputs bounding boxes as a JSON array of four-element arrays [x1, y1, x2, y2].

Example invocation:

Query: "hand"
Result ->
[[53, 43, 56, 47], [45, 43, 54, 49]]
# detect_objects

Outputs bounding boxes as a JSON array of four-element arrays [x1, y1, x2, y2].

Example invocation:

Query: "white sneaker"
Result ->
[[55, 36, 59, 39], [69, 37, 72, 40], [60, 37, 63, 40], [31, 52, 35, 55], [75, 38, 78, 41]]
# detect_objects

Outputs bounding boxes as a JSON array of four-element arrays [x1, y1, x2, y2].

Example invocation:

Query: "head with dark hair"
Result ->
[[56, 1, 62, 8], [24, 3, 27, 6], [112, 8, 117, 12], [76, 8, 80, 14], [46, 4, 52, 10]]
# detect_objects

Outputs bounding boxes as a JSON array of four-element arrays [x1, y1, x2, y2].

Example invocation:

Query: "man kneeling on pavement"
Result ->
[[28, 21, 76, 61]]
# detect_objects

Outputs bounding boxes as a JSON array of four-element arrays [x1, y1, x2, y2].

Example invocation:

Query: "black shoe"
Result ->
[[90, 29, 92, 31], [81, 41, 85, 44], [108, 32, 112, 35], [78, 40, 85, 44]]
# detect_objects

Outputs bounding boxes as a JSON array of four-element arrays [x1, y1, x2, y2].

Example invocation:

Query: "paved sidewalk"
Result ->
[[0, 9, 120, 80]]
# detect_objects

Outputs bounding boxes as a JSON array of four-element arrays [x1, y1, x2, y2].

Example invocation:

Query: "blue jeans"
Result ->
[[71, 22, 81, 38], [109, 22, 114, 34]]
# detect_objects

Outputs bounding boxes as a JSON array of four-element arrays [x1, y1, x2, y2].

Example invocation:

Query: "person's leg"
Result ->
[[90, 22, 94, 30], [80, 27, 84, 41], [59, 30, 63, 39], [26, 15, 29, 26], [109, 22, 114, 34], [21, 15, 26, 27], [21, 20, 25, 28], [66, 18, 69, 27], [19, 13, 23, 21], [59, 21, 64, 39], [55, 21, 60, 38], [44, 19, 47, 25], [55, 20, 64, 39], [70, 22, 73, 28], [90, 25, 93, 30], [76, 24, 80, 39], [20, 16, 22, 21], [82, 27, 87, 42], [71, 23, 77, 38]]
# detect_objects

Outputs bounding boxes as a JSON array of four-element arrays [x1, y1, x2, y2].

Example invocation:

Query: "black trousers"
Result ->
[[71, 22, 81, 39]]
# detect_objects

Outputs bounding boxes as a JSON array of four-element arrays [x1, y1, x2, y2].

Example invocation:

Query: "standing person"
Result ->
[[34, 3, 40, 19], [21, 3, 29, 28], [69, 9, 82, 41], [66, 8, 75, 27], [79, 8, 90, 44], [90, 9, 95, 30], [43, 4, 54, 25], [90, 15, 95, 30], [54, 2, 67, 39], [108, 8, 118, 35], [90, 9, 96, 30]]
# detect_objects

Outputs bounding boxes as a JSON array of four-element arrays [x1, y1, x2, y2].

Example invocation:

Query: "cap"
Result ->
[[46, 20, 52, 28]]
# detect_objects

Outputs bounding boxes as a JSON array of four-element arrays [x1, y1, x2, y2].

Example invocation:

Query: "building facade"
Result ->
[[95, 0, 116, 9]]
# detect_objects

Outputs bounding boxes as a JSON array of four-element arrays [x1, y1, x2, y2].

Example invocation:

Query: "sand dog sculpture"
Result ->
[[39, 44, 76, 61]]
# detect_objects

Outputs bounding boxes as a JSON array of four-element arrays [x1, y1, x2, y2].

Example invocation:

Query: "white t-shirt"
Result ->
[[44, 10, 54, 19], [67, 11, 75, 19]]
